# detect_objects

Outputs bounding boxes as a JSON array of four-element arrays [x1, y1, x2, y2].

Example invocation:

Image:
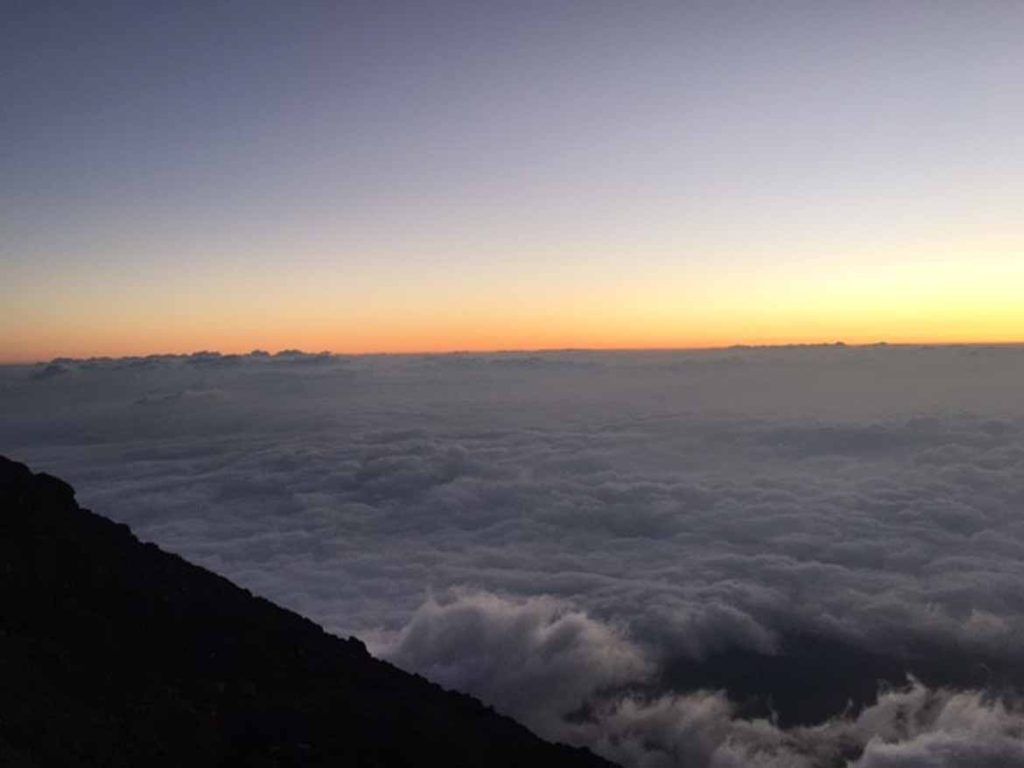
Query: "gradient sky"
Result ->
[[3, 0, 1023, 362]]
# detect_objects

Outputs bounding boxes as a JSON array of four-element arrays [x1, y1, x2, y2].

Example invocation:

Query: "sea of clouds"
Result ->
[[4, 345, 1024, 766]]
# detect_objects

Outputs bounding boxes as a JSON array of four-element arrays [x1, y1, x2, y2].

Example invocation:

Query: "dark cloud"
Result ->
[[29, 362, 70, 380], [4, 346, 1024, 765]]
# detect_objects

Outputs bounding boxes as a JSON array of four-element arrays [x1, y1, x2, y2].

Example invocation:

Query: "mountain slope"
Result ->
[[0, 456, 615, 767]]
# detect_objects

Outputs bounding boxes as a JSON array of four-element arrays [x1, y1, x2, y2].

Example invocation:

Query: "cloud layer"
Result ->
[[4, 345, 1024, 765]]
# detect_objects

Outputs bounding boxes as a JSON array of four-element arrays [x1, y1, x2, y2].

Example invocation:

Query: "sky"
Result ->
[[5, 345, 1024, 766], [3, 1, 1023, 362]]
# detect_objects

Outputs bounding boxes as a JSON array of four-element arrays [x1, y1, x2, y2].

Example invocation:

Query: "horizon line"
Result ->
[[5, 339, 1024, 367]]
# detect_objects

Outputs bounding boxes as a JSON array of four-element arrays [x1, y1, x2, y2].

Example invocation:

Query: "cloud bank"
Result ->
[[380, 589, 1024, 767], [3, 345, 1024, 765]]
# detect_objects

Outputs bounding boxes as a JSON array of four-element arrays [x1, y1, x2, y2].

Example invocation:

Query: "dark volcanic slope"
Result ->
[[0, 457, 615, 768]]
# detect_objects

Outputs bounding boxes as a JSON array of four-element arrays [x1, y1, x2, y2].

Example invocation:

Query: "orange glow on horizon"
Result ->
[[4, 248, 1022, 364], [5, 320, 1023, 365]]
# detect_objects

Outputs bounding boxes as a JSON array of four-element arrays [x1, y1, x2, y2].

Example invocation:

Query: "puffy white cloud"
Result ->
[[567, 676, 1024, 768], [381, 589, 648, 731]]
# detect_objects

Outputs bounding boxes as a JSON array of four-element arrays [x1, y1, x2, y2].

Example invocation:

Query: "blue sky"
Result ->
[[3, 1, 1023, 360]]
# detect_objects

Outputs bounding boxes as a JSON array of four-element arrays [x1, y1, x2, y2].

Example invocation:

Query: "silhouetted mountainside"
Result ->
[[0, 457, 616, 768]]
